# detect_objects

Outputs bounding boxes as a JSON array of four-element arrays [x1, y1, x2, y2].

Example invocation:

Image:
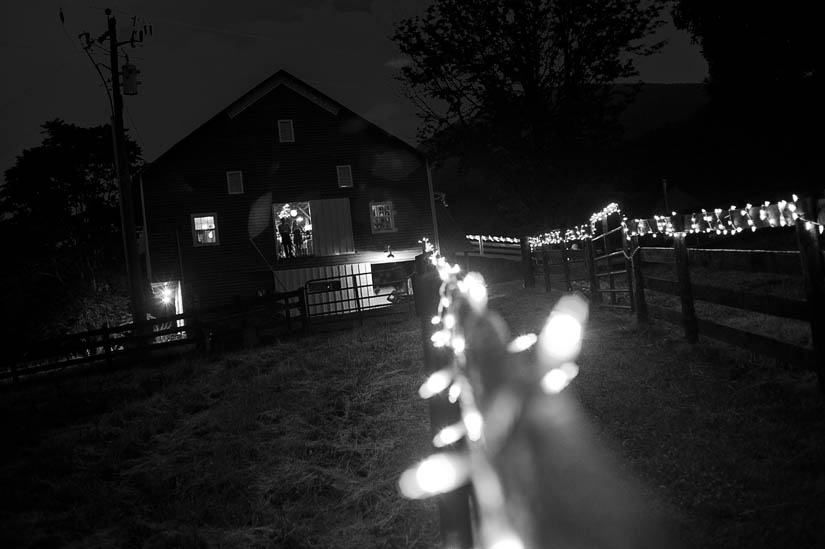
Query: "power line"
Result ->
[[123, 103, 146, 151]]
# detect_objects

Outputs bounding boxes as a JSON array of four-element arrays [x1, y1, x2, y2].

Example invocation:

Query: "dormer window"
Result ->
[[226, 171, 244, 194], [336, 165, 353, 188], [278, 119, 295, 142]]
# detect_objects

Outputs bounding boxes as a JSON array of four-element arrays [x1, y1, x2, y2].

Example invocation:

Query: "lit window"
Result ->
[[370, 201, 396, 233], [336, 165, 353, 188], [192, 214, 219, 246], [274, 202, 312, 259], [226, 171, 244, 194], [278, 119, 294, 143]]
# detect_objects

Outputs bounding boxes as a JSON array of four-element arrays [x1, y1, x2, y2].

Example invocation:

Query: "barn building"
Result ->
[[140, 69, 438, 317]]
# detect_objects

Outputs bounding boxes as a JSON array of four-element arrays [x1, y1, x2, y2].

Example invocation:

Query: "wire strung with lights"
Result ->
[[399, 240, 589, 548], [468, 193, 822, 250]]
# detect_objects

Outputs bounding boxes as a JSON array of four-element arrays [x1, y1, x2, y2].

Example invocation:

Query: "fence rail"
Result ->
[[3, 289, 309, 385], [477, 205, 824, 393]]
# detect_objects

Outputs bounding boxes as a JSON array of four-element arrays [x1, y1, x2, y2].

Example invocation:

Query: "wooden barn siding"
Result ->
[[143, 83, 434, 311]]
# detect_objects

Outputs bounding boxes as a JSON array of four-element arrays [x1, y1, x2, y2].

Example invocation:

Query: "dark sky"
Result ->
[[0, 1, 707, 176]]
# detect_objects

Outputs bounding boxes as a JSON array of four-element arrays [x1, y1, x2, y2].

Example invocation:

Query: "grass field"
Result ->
[[1, 278, 823, 548]]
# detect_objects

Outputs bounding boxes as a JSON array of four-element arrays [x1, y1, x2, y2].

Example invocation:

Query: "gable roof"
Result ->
[[143, 69, 424, 176]]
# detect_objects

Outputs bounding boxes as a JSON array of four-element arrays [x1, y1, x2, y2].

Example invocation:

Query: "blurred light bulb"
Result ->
[[540, 362, 579, 394], [419, 369, 452, 398], [507, 333, 537, 353], [398, 453, 469, 499], [539, 312, 582, 361], [463, 409, 483, 441], [433, 423, 466, 447]]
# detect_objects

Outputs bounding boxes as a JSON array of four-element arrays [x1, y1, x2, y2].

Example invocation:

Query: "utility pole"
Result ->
[[106, 9, 147, 324]]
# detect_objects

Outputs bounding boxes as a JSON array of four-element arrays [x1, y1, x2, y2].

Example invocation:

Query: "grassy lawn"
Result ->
[[1, 278, 823, 548]]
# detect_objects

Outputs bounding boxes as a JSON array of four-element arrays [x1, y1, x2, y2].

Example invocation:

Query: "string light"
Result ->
[[399, 239, 588, 546]]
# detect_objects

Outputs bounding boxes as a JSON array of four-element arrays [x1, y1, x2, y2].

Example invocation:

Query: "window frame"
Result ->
[[369, 201, 397, 234], [277, 119, 295, 143], [191, 213, 220, 247], [226, 170, 244, 194], [336, 164, 353, 188]]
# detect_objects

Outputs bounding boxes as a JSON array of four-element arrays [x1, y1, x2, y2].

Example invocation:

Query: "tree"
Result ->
[[672, 1, 820, 195], [1, 119, 142, 292], [672, 0, 819, 114], [392, 0, 666, 228]]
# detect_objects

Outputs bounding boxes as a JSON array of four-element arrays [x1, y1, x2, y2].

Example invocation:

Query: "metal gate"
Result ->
[[586, 214, 635, 310]]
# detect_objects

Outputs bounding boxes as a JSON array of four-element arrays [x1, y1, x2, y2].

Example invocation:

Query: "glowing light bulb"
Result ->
[[448, 382, 462, 403], [443, 313, 456, 330], [452, 335, 466, 354], [507, 333, 538, 353], [540, 362, 579, 394], [419, 369, 452, 398], [463, 409, 483, 441], [398, 453, 469, 499], [460, 272, 488, 312], [489, 534, 525, 549], [433, 423, 466, 447], [539, 313, 583, 362], [431, 329, 451, 347]]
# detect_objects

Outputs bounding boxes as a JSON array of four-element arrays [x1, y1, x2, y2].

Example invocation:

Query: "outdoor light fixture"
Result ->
[[159, 284, 173, 305]]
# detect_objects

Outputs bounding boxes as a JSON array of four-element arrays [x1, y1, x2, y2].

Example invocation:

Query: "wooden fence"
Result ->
[[2, 288, 309, 385], [463, 210, 824, 393]]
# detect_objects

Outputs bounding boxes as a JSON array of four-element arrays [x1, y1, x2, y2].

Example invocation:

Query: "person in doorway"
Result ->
[[279, 217, 294, 258], [292, 223, 304, 256]]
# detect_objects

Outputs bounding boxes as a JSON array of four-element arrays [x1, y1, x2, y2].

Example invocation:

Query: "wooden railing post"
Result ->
[[630, 235, 648, 323], [561, 239, 573, 291], [795, 197, 825, 394], [283, 295, 292, 334], [673, 233, 698, 343], [622, 228, 636, 312], [102, 322, 113, 368], [541, 244, 552, 293], [520, 236, 535, 288], [585, 239, 600, 304], [412, 256, 474, 548], [352, 274, 363, 326]]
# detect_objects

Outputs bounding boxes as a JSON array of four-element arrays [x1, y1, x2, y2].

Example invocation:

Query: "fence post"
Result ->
[[541, 244, 552, 293], [283, 294, 292, 334], [585, 239, 600, 304], [630, 235, 648, 323], [621, 227, 636, 312], [412, 256, 475, 548], [795, 197, 825, 394], [352, 274, 363, 326], [520, 236, 535, 288], [673, 233, 698, 343], [102, 323, 113, 369], [561, 239, 573, 291]]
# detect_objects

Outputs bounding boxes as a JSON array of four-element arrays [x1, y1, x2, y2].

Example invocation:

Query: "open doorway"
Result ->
[[274, 201, 313, 259]]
